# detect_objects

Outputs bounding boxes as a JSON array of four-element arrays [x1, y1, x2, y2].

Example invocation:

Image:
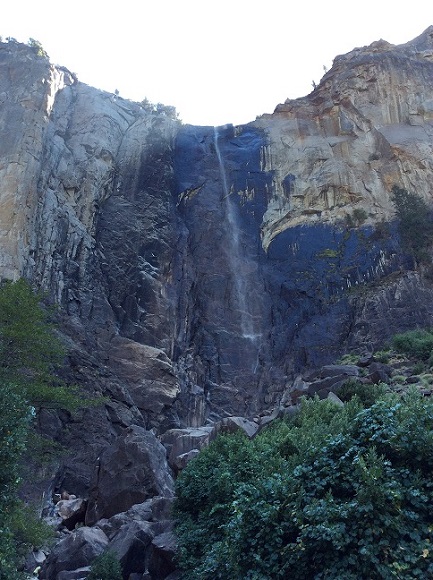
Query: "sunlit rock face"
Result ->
[[257, 27, 433, 249], [1, 28, 433, 436], [0, 41, 73, 279]]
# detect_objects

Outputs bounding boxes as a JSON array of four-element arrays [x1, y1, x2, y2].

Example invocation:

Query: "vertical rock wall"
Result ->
[[1, 30, 433, 434]]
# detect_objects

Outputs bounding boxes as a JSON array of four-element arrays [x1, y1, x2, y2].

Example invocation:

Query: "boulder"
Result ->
[[327, 391, 345, 406], [40, 527, 108, 579], [56, 497, 87, 530], [281, 375, 309, 405], [97, 496, 174, 540], [109, 520, 155, 578], [85, 425, 174, 526], [217, 416, 259, 438], [367, 361, 392, 384], [172, 449, 200, 471], [161, 426, 215, 472], [148, 531, 177, 579], [320, 365, 360, 378], [307, 375, 348, 396], [357, 353, 375, 367], [57, 568, 91, 580]]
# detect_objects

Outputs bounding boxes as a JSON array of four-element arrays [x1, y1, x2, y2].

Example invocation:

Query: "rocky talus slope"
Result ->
[[1, 27, 433, 578]]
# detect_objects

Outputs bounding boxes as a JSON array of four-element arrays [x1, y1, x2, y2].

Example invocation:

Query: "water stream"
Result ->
[[213, 127, 260, 341]]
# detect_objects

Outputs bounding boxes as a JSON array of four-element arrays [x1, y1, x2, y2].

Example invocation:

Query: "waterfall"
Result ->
[[213, 127, 259, 341]]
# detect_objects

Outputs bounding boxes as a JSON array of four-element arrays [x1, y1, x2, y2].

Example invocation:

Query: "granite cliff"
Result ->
[[1, 27, 433, 577]]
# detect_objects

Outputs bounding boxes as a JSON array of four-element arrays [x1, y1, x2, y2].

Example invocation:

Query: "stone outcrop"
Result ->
[[40, 527, 109, 579], [42, 496, 175, 579], [260, 28, 433, 246], [85, 426, 174, 526]]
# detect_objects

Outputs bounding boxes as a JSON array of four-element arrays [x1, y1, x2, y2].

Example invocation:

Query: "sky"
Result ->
[[2, 1, 432, 127]]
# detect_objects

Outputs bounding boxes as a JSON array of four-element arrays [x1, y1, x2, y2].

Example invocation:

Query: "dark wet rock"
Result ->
[[366, 361, 393, 384], [148, 531, 177, 579], [216, 416, 260, 438], [161, 426, 215, 473], [56, 498, 87, 530], [4, 32, 433, 579], [85, 426, 174, 526], [40, 527, 108, 579], [109, 520, 154, 578], [320, 365, 360, 378], [57, 569, 91, 580], [357, 353, 375, 367], [308, 375, 349, 396]]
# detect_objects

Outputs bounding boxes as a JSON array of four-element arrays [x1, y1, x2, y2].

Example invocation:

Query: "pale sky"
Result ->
[[2, 1, 432, 127]]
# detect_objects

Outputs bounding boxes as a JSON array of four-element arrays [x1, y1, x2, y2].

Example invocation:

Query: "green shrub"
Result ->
[[175, 393, 433, 579], [9, 502, 54, 553], [338, 353, 359, 365], [420, 373, 433, 387], [392, 328, 433, 361], [374, 349, 391, 363], [27, 38, 48, 58], [413, 360, 426, 374], [337, 378, 387, 407], [345, 208, 368, 229], [352, 207, 368, 225], [87, 551, 122, 580]]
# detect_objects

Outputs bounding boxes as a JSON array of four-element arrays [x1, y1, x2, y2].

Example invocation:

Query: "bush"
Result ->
[[345, 208, 368, 228], [27, 38, 48, 58], [337, 378, 387, 407], [392, 328, 433, 361], [175, 393, 433, 579], [87, 551, 122, 580]]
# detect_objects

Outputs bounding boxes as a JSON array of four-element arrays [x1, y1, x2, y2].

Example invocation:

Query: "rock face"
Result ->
[[2, 29, 433, 577]]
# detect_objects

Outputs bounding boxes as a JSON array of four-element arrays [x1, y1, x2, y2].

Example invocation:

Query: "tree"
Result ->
[[0, 382, 29, 579], [27, 38, 48, 58], [175, 393, 433, 578], [0, 279, 95, 576], [0, 278, 88, 411], [391, 185, 433, 264]]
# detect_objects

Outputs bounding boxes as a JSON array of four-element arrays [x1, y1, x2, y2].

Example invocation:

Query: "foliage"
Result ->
[[0, 279, 63, 374], [0, 382, 29, 579], [338, 353, 359, 365], [370, 219, 392, 243], [392, 328, 433, 361], [139, 97, 179, 119], [175, 393, 433, 579], [9, 502, 54, 552], [27, 38, 48, 58], [337, 378, 387, 407], [0, 278, 93, 411], [317, 248, 339, 259], [0, 279, 96, 576], [375, 349, 391, 363], [87, 551, 123, 580], [345, 208, 368, 228], [391, 185, 433, 264], [0, 383, 52, 577]]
